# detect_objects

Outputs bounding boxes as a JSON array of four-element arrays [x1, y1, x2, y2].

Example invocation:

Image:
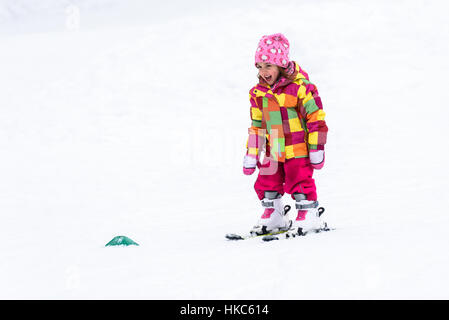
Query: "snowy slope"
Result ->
[[1, 0, 449, 299]]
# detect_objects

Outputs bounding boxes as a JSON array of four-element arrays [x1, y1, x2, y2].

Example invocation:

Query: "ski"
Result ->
[[262, 207, 333, 241], [226, 204, 293, 241], [226, 206, 333, 242], [262, 223, 334, 241], [225, 226, 291, 241]]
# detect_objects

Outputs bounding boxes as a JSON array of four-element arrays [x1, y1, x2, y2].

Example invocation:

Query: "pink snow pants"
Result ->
[[254, 157, 317, 201]]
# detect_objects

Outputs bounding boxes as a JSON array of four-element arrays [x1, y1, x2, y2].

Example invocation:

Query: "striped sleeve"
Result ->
[[297, 79, 328, 151], [246, 91, 265, 159]]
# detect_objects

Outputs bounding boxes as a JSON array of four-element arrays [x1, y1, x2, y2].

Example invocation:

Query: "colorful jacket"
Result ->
[[246, 62, 328, 162]]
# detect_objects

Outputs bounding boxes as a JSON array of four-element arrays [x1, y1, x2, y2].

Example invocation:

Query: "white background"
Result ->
[[1, 0, 448, 299]]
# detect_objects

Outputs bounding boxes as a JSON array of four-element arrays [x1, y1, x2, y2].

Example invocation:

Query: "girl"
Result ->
[[243, 33, 328, 236]]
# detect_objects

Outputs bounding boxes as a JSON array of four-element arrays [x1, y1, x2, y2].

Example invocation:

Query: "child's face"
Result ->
[[256, 62, 280, 86]]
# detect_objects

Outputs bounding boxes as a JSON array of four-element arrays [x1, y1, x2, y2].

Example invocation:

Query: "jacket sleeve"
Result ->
[[246, 91, 266, 159], [297, 79, 328, 151]]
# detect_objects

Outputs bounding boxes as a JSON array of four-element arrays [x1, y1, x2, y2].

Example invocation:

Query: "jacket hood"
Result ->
[[257, 61, 310, 90]]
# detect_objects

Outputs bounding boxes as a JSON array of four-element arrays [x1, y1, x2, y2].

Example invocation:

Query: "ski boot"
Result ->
[[250, 191, 292, 236], [292, 193, 327, 236]]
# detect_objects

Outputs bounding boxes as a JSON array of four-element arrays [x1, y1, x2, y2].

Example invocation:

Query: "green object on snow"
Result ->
[[105, 236, 139, 247]]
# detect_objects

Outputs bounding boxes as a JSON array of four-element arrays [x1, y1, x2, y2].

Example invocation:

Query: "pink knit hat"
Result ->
[[255, 33, 290, 68]]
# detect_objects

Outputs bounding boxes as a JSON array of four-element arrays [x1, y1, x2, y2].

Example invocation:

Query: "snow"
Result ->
[[1, 0, 449, 299]]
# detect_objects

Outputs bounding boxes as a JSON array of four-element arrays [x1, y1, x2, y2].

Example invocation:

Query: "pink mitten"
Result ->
[[243, 155, 258, 175], [309, 150, 325, 170]]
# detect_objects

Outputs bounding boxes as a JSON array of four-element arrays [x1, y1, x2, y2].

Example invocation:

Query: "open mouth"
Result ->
[[264, 75, 273, 83]]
